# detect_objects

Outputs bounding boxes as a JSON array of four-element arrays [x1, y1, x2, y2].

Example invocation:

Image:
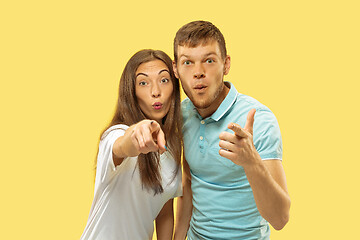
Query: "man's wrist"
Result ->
[[242, 155, 264, 174]]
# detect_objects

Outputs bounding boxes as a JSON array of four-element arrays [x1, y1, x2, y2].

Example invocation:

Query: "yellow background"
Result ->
[[1, 0, 359, 239]]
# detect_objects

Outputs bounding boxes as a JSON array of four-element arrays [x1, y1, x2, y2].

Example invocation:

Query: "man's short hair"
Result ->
[[173, 20, 227, 63]]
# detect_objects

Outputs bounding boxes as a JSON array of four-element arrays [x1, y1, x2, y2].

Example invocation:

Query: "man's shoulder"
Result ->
[[181, 98, 193, 114], [226, 93, 279, 128], [233, 93, 270, 112], [181, 98, 198, 124], [181, 97, 191, 107]]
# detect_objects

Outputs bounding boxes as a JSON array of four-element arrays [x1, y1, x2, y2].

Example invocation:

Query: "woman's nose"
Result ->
[[152, 84, 161, 98]]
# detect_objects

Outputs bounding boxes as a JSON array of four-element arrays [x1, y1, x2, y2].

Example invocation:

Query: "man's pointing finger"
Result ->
[[244, 109, 256, 134], [228, 123, 248, 138]]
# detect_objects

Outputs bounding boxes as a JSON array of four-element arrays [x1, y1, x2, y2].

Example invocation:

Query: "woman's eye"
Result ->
[[139, 81, 147, 86], [206, 59, 214, 63], [161, 78, 169, 83], [183, 60, 191, 65]]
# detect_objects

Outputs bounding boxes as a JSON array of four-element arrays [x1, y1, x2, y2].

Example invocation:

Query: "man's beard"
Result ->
[[188, 82, 224, 110]]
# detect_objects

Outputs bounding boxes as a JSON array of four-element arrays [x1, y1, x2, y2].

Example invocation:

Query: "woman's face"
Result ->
[[135, 60, 174, 123]]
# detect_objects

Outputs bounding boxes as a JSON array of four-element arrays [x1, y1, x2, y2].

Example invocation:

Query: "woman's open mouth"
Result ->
[[152, 102, 163, 110]]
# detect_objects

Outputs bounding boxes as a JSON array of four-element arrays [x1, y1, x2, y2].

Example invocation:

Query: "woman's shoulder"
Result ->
[[101, 124, 129, 141]]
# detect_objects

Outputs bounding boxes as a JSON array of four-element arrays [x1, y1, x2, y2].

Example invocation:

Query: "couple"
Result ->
[[80, 21, 291, 240]]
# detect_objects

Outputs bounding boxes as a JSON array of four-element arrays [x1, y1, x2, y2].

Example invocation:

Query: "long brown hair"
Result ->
[[98, 49, 182, 195]]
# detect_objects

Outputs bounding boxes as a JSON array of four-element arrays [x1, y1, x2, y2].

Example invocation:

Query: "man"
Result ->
[[172, 21, 291, 239]]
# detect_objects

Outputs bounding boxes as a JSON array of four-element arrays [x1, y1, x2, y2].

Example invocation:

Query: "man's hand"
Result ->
[[131, 120, 166, 155], [219, 109, 291, 229], [219, 109, 261, 167]]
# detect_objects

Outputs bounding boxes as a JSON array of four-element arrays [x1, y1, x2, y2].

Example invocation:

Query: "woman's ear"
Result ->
[[172, 60, 179, 79]]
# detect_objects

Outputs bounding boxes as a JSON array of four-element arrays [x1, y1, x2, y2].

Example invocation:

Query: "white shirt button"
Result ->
[[200, 120, 205, 124], [200, 136, 203, 140]]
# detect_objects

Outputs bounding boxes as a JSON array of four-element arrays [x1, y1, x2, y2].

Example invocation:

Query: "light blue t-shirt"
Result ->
[[182, 82, 282, 240]]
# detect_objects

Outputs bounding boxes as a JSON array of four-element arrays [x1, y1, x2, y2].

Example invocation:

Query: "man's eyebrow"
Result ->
[[179, 54, 190, 59], [179, 52, 218, 59], [203, 52, 218, 57]]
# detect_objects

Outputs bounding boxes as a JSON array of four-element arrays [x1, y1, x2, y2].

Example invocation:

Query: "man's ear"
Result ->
[[224, 55, 231, 75], [172, 60, 179, 79]]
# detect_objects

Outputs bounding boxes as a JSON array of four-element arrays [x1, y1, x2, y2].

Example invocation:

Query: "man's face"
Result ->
[[173, 41, 231, 118]]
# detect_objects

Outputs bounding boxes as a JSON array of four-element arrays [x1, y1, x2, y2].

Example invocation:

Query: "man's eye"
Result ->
[[206, 59, 214, 63], [161, 78, 169, 83], [183, 60, 191, 65]]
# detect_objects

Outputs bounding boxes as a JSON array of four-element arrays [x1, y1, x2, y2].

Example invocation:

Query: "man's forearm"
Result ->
[[156, 199, 174, 240], [174, 186, 193, 240], [244, 159, 290, 230]]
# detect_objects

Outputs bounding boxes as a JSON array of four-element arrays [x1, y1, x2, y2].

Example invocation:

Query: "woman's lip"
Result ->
[[152, 102, 163, 110]]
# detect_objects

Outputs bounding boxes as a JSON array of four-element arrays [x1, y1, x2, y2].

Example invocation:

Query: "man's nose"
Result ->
[[193, 64, 205, 79]]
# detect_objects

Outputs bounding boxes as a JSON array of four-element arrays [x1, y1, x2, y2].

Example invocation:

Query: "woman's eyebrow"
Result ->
[[136, 73, 148, 78], [136, 69, 169, 78], [158, 69, 170, 75]]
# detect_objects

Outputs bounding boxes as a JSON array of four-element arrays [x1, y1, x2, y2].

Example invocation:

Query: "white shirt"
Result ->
[[80, 124, 182, 240]]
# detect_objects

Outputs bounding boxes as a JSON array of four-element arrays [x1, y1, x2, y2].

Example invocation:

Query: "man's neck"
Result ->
[[197, 83, 230, 119]]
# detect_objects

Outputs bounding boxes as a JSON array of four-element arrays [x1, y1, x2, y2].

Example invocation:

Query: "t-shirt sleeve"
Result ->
[[253, 109, 283, 160], [94, 124, 129, 193]]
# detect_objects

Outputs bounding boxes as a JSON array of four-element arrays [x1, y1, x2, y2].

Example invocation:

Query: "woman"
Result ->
[[80, 49, 183, 240]]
